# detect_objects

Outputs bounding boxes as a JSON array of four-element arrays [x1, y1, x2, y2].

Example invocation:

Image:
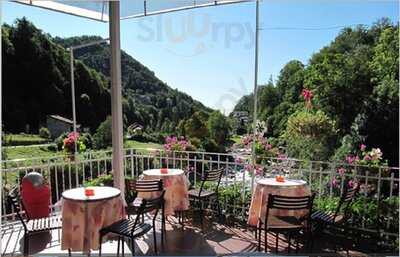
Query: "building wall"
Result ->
[[46, 117, 72, 139]]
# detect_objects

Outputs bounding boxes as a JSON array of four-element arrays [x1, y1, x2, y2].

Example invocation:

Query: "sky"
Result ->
[[2, 0, 399, 114]]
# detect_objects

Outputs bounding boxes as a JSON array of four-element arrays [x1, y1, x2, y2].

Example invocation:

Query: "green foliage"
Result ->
[[3, 18, 211, 139], [93, 116, 112, 149], [54, 35, 212, 135], [314, 195, 399, 233], [3, 133, 48, 146], [55, 132, 68, 151], [2, 18, 110, 133], [233, 19, 398, 165], [79, 133, 93, 149], [184, 111, 209, 140], [207, 111, 231, 145], [39, 127, 51, 139], [84, 174, 113, 187], [284, 110, 337, 160]]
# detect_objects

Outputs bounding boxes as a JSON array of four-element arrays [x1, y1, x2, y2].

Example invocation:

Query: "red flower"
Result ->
[[302, 89, 313, 102]]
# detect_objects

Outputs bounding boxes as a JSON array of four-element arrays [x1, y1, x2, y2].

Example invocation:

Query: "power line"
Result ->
[[259, 23, 366, 31]]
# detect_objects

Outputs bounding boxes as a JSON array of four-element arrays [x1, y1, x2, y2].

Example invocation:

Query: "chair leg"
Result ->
[[122, 237, 125, 257], [275, 232, 279, 253], [199, 201, 204, 230], [257, 226, 261, 251], [23, 234, 29, 257], [130, 238, 135, 257], [264, 228, 267, 252], [117, 237, 120, 257], [153, 226, 158, 255], [68, 248, 72, 257], [99, 233, 103, 257], [216, 196, 222, 222]]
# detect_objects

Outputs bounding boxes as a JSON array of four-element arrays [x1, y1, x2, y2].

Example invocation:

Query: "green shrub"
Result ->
[[84, 174, 114, 187], [79, 133, 93, 149], [283, 110, 337, 161], [47, 144, 57, 152], [93, 116, 112, 149], [55, 132, 68, 151], [39, 127, 51, 139]]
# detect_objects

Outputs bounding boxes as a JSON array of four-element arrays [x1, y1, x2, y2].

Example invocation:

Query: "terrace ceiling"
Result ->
[[12, 0, 252, 22]]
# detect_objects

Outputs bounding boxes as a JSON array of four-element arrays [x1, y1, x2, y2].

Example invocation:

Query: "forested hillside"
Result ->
[[54, 35, 211, 133], [233, 19, 399, 165], [2, 18, 211, 136]]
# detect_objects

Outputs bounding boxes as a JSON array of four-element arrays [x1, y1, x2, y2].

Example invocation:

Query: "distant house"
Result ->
[[46, 115, 80, 139], [231, 111, 249, 134]]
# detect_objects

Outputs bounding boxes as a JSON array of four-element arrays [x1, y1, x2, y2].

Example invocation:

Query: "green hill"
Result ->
[[2, 18, 211, 136]]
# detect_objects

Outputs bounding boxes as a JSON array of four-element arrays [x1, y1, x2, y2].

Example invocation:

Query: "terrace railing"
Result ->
[[2, 148, 399, 242]]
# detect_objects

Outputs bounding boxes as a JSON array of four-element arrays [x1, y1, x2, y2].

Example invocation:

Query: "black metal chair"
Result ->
[[257, 193, 315, 253], [125, 179, 166, 240], [188, 168, 224, 229], [311, 184, 359, 253], [99, 190, 165, 256], [7, 187, 62, 256], [312, 184, 359, 227]]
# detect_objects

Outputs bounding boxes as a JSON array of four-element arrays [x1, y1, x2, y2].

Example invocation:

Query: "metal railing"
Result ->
[[2, 148, 399, 240]]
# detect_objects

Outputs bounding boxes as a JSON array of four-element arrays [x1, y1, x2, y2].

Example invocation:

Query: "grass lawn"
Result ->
[[124, 140, 162, 152], [3, 140, 162, 161], [4, 134, 49, 146], [3, 145, 59, 161]]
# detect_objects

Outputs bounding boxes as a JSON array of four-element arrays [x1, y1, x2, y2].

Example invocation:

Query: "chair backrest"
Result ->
[[267, 194, 315, 210], [333, 184, 359, 222], [126, 178, 163, 192], [7, 187, 28, 230], [130, 191, 166, 235], [135, 179, 163, 192], [199, 168, 224, 194], [265, 193, 315, 227]]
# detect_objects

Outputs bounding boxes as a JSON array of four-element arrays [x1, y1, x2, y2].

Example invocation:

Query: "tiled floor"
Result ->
[[0, 215, 387, 257]]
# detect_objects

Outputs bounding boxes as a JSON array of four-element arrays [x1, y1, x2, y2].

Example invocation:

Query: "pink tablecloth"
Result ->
[[247, 178, 311, 227], [138, 169, 189, 215], [61, 187, 125, 252]]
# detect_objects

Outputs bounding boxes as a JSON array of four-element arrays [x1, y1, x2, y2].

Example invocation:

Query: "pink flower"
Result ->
[[255, 164, 264, 175], [331, 177, 339, 188], [364, 155, 371, 161], [302, 88, 313, 102], [235, 157, 244, 164], [244, 164, 253, 172], [345, 155, 359, 164], [348, 180, 354, 188], [265, 144, 272, 150], [338, 167, 346, 176], [360, 144, 366, 151]]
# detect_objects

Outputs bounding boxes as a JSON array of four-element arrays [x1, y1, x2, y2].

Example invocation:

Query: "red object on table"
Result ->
[[275, 175, 285, 182], [21, 178, 51, 219], [160, 168, 168, 174], [85, 188, 95, 197]]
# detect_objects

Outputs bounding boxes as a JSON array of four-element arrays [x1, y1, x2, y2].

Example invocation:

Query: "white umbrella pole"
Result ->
[[251, 0, 260, 193]]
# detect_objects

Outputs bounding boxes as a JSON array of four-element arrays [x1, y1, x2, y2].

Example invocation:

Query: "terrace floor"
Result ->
[[0, 214, 391, 257]]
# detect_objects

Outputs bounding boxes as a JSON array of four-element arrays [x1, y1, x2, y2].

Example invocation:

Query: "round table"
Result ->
[[139, 169, 189, 215], [61, 186, 125, 253], [247, 178, 310, 227]]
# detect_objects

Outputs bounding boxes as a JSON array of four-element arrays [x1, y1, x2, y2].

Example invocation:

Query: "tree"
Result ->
[[207, 111, 231, 145], [93, 116, 112, 149], [184, 111, 209, 140], [284, 110, 337, 161]]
